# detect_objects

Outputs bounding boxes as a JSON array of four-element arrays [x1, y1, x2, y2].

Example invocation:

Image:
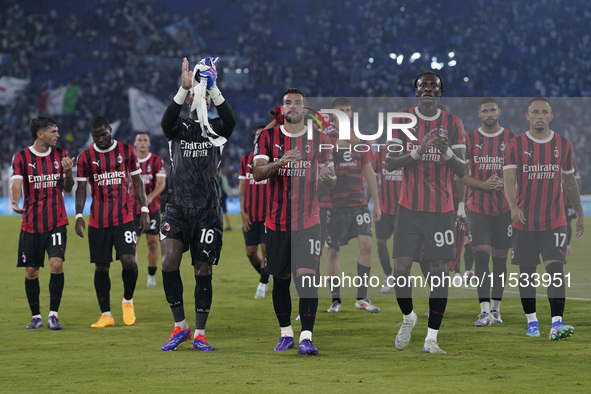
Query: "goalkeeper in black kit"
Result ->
[[159, 56, 236, 351]]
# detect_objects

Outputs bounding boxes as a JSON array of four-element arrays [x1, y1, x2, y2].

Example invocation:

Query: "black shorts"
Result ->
[[88, 221, 137, 264], [375, 212, 396, 240], [393, 206, 456, 261], [17, 226, 67, 268], [134, 211, 161, 236], [265, 225, 321, 277], [466, 210, 512, 250], [160, 203, 223, 265], [326, 206, 373, 248], [243, 220, 266, 246], [511, 227, 567, 266]]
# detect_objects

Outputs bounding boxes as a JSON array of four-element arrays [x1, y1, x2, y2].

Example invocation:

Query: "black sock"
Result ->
[[464, 244, 474, 271], [94, 271, 111, 313], [428, 273, 448, 329], [49, 273, 64, 312], [195, 274, 212, 330], [272, 277, 292, 328], [148, 266, 157, 276], [474, 251, 491, 303], [162, 270, 185, 322], [491, 256, 507, 301], [428, 298, 448, 330], [25, 277, 40, 316], [546, 262, 566, 318], [379, 256, 392, 277], [295, 274, 318, 332], [299, 298, 318, 332], [394, 271, 413, 315], [259, 265, 269, 284], [122, 264, 138, 300], [356, 263, 371, 300], [519, 265, 537, 315]]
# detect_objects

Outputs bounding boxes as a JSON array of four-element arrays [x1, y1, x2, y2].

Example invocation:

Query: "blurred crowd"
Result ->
[[1, 0, 590, 191]]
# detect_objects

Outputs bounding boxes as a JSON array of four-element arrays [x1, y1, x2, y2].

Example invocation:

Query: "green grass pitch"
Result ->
[[1, 215, 589, 392]]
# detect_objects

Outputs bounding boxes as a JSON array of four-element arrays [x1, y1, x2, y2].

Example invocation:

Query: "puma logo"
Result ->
[[475, 144, 483, 150], [524, 151, 532, 157], [28, 163, 36, 169], [247, 164, 252, 168], [275, 144, 283, 150], [92, 160, 100, 166], [203, 250, 211, 257], [183, 122, 190, 130]]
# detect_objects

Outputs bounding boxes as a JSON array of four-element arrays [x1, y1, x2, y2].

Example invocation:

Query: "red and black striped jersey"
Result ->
[[504, 131, 574, 231], [254, 125, 332, 231], [330, 149, 371, 208], [465, 127, 515, 216], [372, 148, 403, 215], [76, 140, 141, 228], [391, 107, 465, 213], [239, 152, 267, 222], [130, 153, 166, 214], [10, 147, 69, 233]]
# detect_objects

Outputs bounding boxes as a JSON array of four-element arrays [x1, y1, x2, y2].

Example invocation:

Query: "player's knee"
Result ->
[[49, 259, 64, 274], [394, 257, 412, 275], [95, 263, 110, 272], [25, 267, 40, 279], [491, 248, 508, 259], [358, 239, 372, 255], [430, 260, 448, 274], [245, 246, 258, 259], [294, 273, 318, 298], [147, 235, 159, 251], [119, 255, 137, 270], [472, 245, 490, 254], [194, 260, 212, 276], [327, 247, 340, 259]]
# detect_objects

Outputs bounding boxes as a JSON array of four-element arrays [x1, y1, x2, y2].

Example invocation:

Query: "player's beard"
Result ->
[[285, 112, 304, 124], [484, 118, 497, 127]]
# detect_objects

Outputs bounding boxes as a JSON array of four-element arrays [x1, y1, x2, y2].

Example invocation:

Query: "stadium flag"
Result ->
[[128, 87, 166, 135], [0, 76, 30, 106], [83, 120, 121, 148], [38, 85, 80, 115]]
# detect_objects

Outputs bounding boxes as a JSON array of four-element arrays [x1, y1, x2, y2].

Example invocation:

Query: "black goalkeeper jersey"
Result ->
[[160, 100, 236, 209]]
